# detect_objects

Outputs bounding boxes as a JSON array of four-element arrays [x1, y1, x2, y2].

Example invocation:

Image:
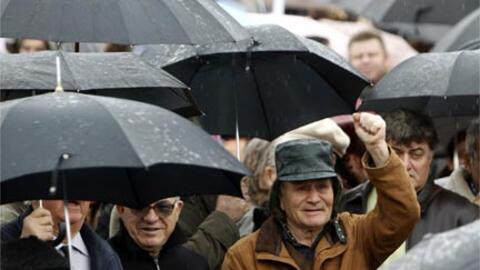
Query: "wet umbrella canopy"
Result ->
[[141, 25, 369, 140], [0, 51, 201, 117], [0, 92, 249, 208], [432, 8, 480, 52], [359, 50, 480, 117], [360, 0, 479, 42], [384, 221, 480, 270], [0, 0, 251, 45]]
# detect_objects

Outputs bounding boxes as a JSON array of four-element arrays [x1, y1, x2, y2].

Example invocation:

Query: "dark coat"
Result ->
[[109, 224, 209, 270], [0, 209, 123, 270], [179, 195, 240, 269], [340, 179, 480, 248], [1, 236, 69, 270]]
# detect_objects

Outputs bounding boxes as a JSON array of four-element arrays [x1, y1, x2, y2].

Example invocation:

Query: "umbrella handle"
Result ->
[[63, 202, 74, 267]]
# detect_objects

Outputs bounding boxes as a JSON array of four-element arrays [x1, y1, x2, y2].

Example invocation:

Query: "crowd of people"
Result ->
[[0, 3, 479, 270]]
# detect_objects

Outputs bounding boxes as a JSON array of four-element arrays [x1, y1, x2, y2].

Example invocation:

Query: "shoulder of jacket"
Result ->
[[336, 213, 358, 232], [431, 187, 477, 211], [227, 230, 259, 254]]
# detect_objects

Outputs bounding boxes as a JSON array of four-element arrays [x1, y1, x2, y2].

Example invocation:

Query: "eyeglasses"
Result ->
[[131, 200, 178, 218]]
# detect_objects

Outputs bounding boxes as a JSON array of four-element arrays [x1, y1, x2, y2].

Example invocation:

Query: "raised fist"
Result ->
[[353, 112, 389, 166], [353, 112, 386, 148]]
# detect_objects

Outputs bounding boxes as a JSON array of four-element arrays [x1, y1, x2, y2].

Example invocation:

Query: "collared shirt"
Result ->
[[56, 233, 91, 270]]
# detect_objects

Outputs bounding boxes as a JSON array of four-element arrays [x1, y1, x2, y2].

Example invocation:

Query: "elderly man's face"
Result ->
[[390, 140, 433, 192], [118, 197, 183, 255], [280, 179, 334, 233], [349, 38, 388, 84]]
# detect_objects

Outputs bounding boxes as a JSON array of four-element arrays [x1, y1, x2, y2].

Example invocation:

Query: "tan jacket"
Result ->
[[222, 151, 420, 270]]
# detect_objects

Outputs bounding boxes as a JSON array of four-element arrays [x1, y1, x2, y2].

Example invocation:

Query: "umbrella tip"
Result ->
[[55, 85, 64, 92]]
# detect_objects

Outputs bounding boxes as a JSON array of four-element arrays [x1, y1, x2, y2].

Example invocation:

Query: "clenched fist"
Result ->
[[353, 112, 389, 166], [20, 208, 55, 241]]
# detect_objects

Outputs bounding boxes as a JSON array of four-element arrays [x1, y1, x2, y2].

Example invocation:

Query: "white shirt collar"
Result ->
[[56, 232, 89, 257]]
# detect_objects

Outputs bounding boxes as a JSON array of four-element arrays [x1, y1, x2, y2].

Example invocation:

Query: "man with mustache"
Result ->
[[222, 112, 420, 270]]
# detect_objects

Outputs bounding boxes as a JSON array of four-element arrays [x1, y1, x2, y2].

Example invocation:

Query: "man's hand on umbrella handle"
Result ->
[[216, 195, 250, 223], [20, 208, 55, 241], [353, 112, 389, 167]]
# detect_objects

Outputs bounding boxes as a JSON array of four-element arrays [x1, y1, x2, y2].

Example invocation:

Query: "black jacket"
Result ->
[[0, 208, 123, 270], [340, 180, 479, 248], [1, 237, 69, 270], [109, 224, 209, 270]]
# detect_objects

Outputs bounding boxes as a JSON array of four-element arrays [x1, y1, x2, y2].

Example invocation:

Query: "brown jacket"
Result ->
[[221, 151, 420, 270]]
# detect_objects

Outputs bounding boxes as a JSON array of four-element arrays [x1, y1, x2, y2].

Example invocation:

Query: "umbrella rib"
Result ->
[[247, 57, 272, 139], [444, 52, 460, 98], [83, 95, 146, 166], [181, 56, 205, 85], [157, 1, 194, 45], [117, 1, 135, 45], [58, 52, 80, 91], [133, 52, 188, 89], [196, 0, 241, 43]]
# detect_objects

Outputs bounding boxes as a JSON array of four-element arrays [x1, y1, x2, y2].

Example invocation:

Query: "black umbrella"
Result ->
[[0, 0, 251, 45], [359, 50, 480, 117], [359, 50, 480, 152], [360, 0, 479, 42], [140, 25, 370, 140], [432, 8, 480, 52], [0, 51, 201, 117], [1, 92, 249, 208]]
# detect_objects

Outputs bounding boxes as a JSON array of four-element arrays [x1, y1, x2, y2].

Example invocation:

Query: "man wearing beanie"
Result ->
[[221, 112, 420, 270]]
